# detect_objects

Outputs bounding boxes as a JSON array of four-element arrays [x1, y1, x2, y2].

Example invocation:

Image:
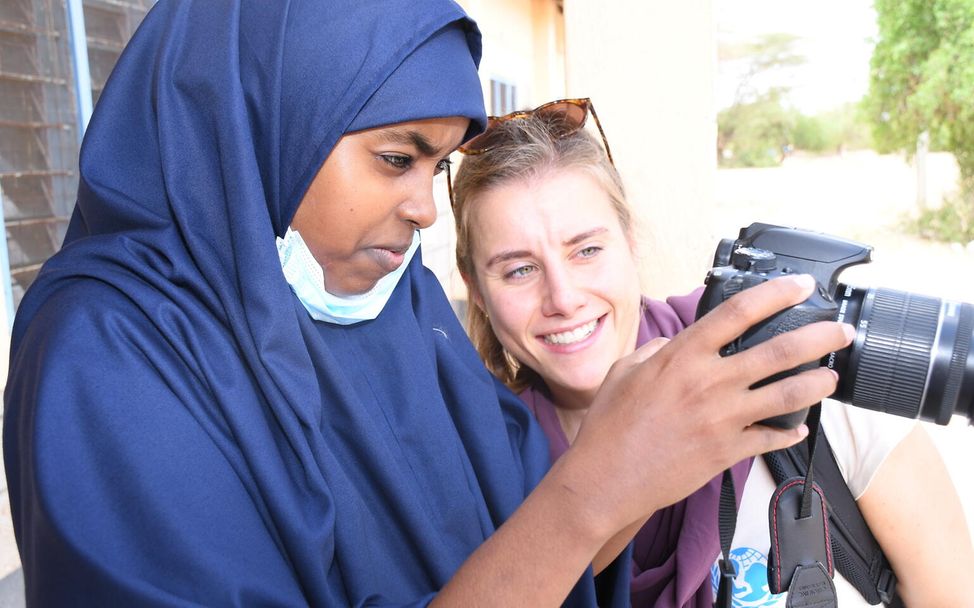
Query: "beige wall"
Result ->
[[428, 0, 570, 302], [441, 0, 719, 300], [562, 0, 717, 298], [457, 0, 566, 109]]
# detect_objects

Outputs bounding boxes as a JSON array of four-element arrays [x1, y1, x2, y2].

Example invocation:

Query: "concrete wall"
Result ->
[[562, 0, 718, 298], [428, 0, 570, 302], [431, 0, 718, 302], [458, 0, 565, 109]]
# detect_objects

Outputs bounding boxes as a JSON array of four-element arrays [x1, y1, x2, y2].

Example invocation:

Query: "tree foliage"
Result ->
[[791, 104, 873, 154], [866, 0, 974, 184], [717, 34, 803, 167], [718, 91, 794, 167], [717, 35, 872, 167]]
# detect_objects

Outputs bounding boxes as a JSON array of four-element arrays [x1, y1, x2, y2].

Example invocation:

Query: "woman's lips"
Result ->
[[538, 315, 605, 352], [372, 246, 408, 274]]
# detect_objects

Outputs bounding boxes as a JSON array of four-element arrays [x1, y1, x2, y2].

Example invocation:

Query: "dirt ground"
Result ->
[[714, 149, 974, 543]]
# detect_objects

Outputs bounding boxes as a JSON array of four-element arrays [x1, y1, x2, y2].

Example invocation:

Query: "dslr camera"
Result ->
[[696, 222, 973, 428]]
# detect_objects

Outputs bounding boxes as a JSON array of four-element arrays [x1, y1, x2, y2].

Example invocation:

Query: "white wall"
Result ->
[[431, 0, 569, 301], [562, 0, 718, 298], [439, 0, 719, 300], [458, 0, 566, 109]]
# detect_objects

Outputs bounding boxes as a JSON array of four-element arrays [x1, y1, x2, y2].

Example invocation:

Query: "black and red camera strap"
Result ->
[[715, 404, 837, 608], [713, 402, 902, 607]]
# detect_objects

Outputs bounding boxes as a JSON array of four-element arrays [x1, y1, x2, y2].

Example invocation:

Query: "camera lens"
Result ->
[[828, 284, 974, 424]]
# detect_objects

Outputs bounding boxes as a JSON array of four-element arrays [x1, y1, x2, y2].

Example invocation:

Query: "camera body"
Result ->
[[697, 222, 974, 427], [696, 223, 873, 428]]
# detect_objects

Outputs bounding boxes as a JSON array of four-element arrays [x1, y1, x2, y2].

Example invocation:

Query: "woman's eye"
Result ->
[[434, 158, 452, 175], [577, 245, 602, 258], [505, 265, 536, 280], [380, 154, 412, 170]]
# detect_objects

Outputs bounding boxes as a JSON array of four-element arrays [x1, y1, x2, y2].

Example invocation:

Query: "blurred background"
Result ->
[[0, 0, 972, 605]]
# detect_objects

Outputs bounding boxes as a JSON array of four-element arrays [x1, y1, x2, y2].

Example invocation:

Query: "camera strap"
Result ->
[[764, 419, 901, 606], [714, 403, 837, 608]]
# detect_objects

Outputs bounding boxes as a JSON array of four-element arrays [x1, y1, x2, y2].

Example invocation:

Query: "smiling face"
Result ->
[[290, 116, 469, 295], [467, 167, 643, 408]]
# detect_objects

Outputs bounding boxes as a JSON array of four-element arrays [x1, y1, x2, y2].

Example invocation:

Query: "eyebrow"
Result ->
[[375, 128, 446, 158], [485, 249, 533, 269], [484, 227, 609, 269], [564, 227, 608, 246]]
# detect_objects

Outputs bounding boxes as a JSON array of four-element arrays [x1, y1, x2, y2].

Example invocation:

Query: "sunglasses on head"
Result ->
[[458, 97, 614, 163], [447, 97, 614, 208]]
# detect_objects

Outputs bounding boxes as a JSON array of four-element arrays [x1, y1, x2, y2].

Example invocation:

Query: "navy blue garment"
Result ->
[[3, 0, 630, 605]]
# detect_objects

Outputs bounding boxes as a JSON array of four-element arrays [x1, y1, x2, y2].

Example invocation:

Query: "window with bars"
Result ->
[[0, 0, 150, 311], [0, 0, 78, 309], [489, 78, 518, 116], [83, 0, 152, 106]]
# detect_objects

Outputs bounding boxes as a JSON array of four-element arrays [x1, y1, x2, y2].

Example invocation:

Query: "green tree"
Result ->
[[791, 104, 873, 154], [865, 0, 974, 240], [717, 34, 804, 167], [718, 92, 794, 167]]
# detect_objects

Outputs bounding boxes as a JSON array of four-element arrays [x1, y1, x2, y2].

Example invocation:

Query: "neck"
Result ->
[[546, 296, 645, 444], [548, 385, 596, 444]]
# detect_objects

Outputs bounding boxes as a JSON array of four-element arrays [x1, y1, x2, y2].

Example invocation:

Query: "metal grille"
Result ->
[[0, 0, 150, 309]]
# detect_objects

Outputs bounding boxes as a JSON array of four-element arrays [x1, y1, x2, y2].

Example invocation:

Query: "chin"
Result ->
[[559, 376, 602, 398], [327, 274, 380, 296]]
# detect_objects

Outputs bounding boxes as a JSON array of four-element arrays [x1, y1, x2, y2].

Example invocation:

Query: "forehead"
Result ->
[[347, 116, 471, 154], [470, 168, 623, 250]]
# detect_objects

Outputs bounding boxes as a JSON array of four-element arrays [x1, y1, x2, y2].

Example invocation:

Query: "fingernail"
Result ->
[[841, 323, 856, 342], [796, 424, 809, 439], [790, 274, 815, 290]]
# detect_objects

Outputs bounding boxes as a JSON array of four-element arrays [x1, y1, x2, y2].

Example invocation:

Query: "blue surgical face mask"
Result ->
[[276, 227, 420, 325]]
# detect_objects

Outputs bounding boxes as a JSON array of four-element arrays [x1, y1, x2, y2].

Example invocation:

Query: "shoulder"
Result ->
[[3, 278, 287, 597], [7, 276, 228, 448], [819, 400, 917, 498], [13, 278, 151, 365], [640, 286, 703, 338]]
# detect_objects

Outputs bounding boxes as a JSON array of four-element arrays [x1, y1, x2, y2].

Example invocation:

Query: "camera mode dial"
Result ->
[[731, 246, 777, 272]]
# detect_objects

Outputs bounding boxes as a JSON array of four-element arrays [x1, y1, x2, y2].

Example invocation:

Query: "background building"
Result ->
[[0, 0, 154, 377]]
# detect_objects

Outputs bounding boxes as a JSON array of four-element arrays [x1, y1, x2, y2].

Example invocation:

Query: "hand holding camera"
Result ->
[[569, 272, 851, 526], [697, 222, 974, 427]]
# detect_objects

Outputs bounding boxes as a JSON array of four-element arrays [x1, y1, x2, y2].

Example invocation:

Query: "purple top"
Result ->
[[520, 290, 752, 607]]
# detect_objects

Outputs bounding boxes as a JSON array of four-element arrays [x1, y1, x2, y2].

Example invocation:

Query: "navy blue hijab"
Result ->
[[4, 1, 630, 605]]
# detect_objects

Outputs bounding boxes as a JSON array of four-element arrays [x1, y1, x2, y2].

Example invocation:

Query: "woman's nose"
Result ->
[[400, 175, 438, 229], [541, 266, 585, 317]]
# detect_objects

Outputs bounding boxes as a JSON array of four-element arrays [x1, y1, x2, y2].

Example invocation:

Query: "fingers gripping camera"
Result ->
[[696, 222, 974, 428]]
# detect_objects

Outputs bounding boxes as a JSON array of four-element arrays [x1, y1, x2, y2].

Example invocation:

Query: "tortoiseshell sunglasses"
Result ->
[[446, 98, 614, 207]]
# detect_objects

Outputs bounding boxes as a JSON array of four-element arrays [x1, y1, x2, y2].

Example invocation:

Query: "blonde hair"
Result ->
[[453, 113, 634, 392]]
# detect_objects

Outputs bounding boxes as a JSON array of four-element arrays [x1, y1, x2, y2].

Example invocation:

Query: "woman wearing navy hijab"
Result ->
[[3, 0, 853, 605]]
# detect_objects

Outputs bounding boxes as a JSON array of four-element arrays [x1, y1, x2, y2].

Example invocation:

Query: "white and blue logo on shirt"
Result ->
[[710, 547, 784, 608]]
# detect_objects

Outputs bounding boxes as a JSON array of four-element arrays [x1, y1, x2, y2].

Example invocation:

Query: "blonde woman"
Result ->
[[452, 100, 973, 607]]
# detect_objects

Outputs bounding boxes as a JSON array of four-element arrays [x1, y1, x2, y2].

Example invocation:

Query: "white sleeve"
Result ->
[[819, 399, 918, 499]]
